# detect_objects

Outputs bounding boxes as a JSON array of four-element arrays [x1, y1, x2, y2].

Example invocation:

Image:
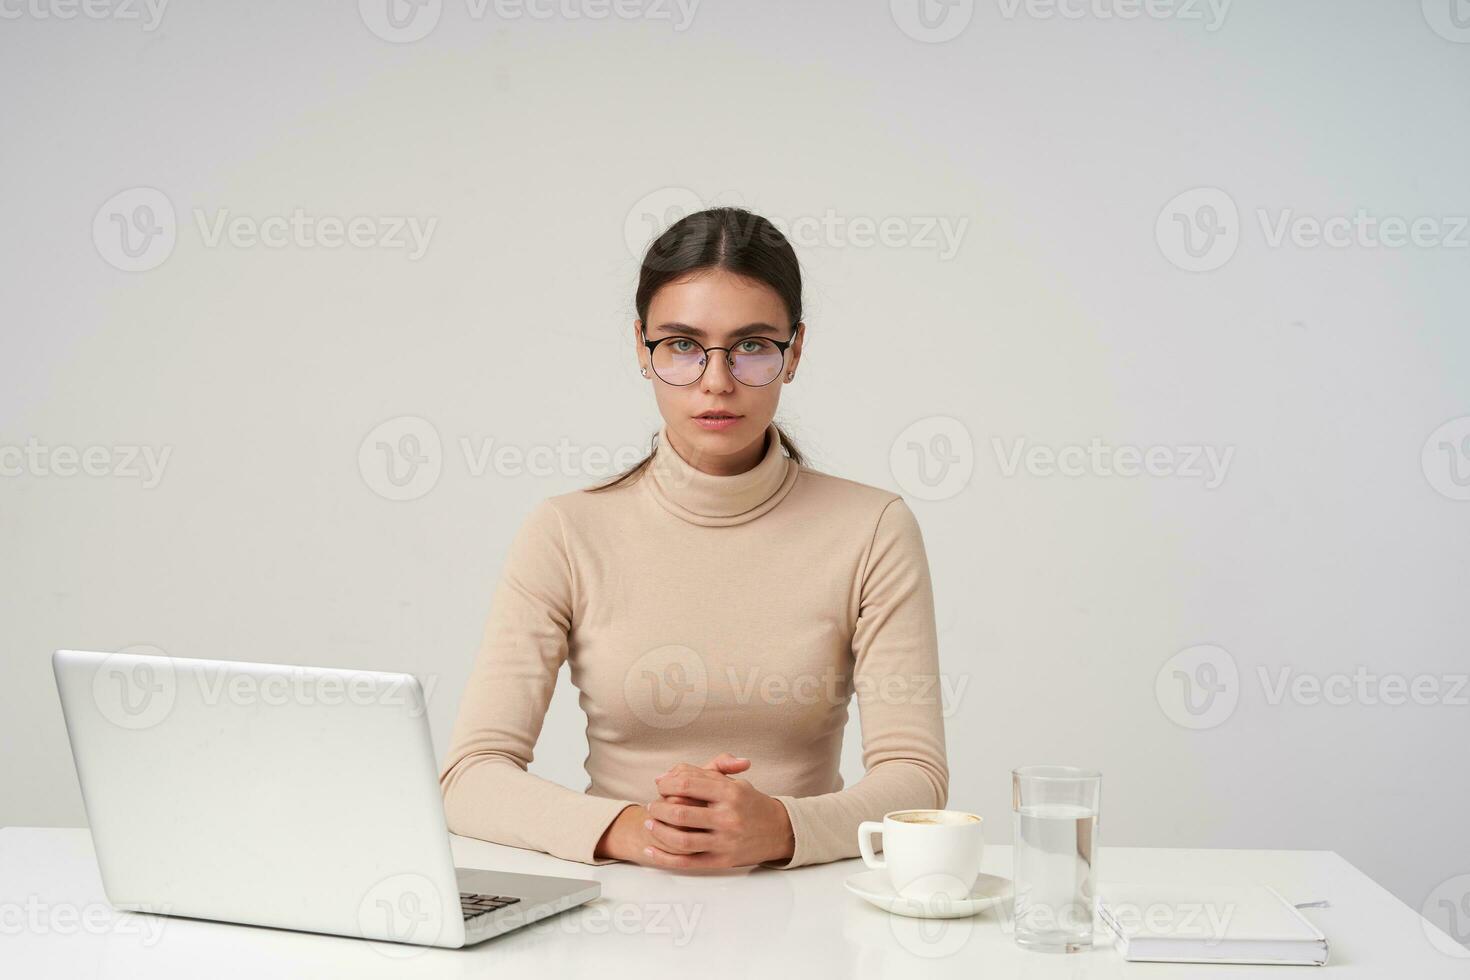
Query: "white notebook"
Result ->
[[1097, 881, 1329, 966]]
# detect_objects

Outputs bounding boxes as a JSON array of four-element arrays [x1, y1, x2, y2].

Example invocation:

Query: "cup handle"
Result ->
[[858, 821, 884, 869]]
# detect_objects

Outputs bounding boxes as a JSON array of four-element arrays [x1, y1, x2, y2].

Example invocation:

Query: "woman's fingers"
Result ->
[[654, 759, 747, 811], [641, 843, 728, 869], [644, 816, 712, 854], [657, 766, 711, 806], [662, 755, 749, 780], [661, 794, 705, 807], [700, 752, 750, 775], [647, 798, 720, 830], [655, 769, 735, 804]]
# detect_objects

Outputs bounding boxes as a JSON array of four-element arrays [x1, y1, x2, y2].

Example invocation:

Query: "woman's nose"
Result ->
[[700, 351, 737, 390]]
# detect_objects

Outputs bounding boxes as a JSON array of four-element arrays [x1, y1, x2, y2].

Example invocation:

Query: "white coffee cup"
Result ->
[[857, 809, 985, 902]]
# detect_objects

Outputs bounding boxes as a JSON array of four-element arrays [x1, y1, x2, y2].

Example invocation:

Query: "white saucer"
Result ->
[[844, 870, 1013, 919]]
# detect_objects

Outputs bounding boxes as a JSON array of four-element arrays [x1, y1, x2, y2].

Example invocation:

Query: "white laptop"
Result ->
[[52, 648, 600, 948]]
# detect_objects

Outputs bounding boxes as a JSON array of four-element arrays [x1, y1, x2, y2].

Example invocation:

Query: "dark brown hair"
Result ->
[[585, 207, 805, 493]]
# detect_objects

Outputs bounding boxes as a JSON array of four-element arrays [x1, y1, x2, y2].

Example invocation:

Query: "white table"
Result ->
[[1, 827, 1463, 978]]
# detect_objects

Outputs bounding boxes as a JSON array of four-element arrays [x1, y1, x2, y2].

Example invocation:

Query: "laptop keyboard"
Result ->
[[460, 891, 523, 920]]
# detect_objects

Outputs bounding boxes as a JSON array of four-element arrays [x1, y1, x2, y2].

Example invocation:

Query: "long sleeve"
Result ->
[[759, 497, 950, 869], [439, 499, 637, 865]]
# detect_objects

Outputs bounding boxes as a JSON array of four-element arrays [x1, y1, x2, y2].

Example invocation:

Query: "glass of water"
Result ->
[[1011, 765, 1102, 953]]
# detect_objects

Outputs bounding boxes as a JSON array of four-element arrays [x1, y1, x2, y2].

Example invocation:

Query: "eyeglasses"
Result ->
[[640, 327, 798, 387]]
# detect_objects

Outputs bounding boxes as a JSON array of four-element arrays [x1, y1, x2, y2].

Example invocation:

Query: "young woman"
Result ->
[[439, 207, 949, 870]]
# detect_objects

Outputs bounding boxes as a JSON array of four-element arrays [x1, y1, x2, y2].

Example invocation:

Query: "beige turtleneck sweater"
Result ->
[[438, 420, 949, 869]]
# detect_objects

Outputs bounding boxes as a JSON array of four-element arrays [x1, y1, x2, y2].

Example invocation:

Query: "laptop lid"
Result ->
[[52, 648, 467, 948]]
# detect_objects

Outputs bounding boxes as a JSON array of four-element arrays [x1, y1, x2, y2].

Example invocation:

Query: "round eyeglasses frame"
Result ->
[[640, 326, 799, 387]]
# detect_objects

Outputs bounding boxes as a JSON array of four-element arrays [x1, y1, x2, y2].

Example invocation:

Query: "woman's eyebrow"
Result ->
[[650, 322, 783, 340]]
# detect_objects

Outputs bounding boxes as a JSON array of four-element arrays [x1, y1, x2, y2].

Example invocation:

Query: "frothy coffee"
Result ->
[[891, 810, 981, 826]]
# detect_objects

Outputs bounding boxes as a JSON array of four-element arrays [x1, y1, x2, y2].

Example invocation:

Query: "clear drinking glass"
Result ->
[[1011, 765, 1102, 953]]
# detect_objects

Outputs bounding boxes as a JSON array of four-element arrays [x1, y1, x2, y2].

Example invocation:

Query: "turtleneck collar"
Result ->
[[643, 420, 799, 527]]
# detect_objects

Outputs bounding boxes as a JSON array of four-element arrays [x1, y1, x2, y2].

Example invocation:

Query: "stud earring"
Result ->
[[786, 372, 794, 381], [640, 368, 649, 377]]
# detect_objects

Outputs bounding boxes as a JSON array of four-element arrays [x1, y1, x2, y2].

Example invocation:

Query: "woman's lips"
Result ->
[[693, 415, 742, 431]]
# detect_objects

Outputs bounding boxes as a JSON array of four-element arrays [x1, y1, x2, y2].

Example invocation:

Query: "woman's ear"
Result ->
[[633, 319, 649, 377], [786, 321, 805, 380]]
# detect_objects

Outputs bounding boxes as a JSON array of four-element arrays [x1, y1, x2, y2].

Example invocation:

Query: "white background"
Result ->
[[2, 0, 1467, 952]]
